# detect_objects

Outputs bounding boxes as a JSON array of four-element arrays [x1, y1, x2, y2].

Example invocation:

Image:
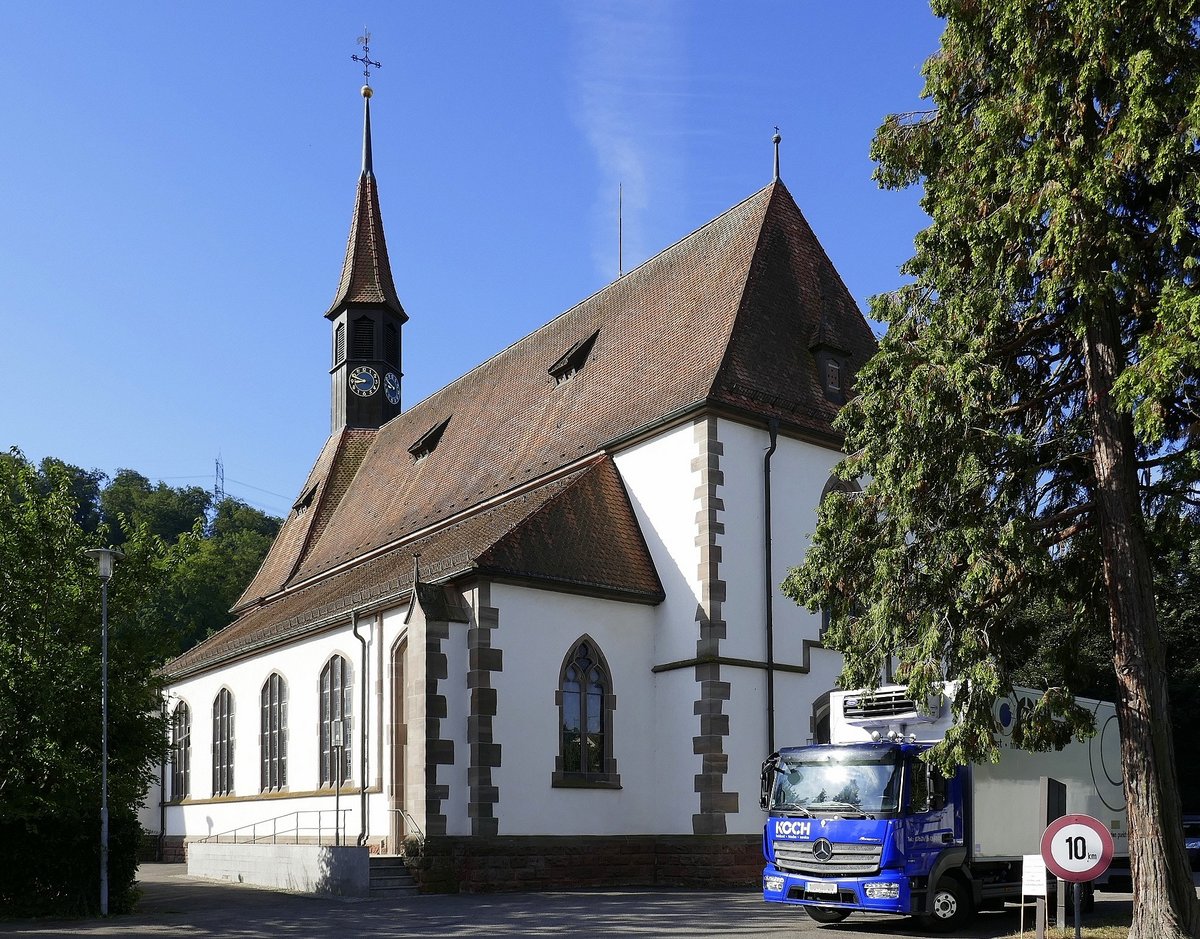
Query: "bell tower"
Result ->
[[327, 42, 407, 432]]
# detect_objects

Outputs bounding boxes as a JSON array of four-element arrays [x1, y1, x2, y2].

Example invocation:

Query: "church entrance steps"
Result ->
[[369, 855, 419, 898]]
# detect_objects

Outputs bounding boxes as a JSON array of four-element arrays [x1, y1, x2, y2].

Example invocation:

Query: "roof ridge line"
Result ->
[[397, 182, 780, 416], [282, 426, 374, 586], [706, 181, 784, 400]]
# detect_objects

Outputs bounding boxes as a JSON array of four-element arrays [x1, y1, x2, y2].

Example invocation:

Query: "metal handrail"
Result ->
[[203, 809, 351, 845], [389, 807, 425, 843]]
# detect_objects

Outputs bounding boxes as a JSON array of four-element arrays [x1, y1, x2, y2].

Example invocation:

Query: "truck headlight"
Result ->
[[763, 875, 786, 893], [865, 882, 900, 900]]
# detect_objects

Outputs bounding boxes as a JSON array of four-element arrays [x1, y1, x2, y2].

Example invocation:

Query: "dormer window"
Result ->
[[809, 324, 850, 405], [549, 330, 600, 385], [409, 416, 451, 462], [825, 359, 841, 393], [292, 483, 319, 516]]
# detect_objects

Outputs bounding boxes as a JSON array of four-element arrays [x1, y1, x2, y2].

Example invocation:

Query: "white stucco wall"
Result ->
[[613, 416, 847, 836], [187, 842, 369, 897], [163, 617, 390, 845], [489, 584, 658, 834], [163, 411, 852, 847], [614, 423, 704, 668]]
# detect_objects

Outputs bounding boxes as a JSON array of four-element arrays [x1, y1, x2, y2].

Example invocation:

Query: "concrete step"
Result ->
[[369, 855, 419, 898]]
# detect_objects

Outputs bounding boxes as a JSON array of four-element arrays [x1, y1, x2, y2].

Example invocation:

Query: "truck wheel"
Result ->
[[804, 906, 851, 923], [918, 877, 972, 932]]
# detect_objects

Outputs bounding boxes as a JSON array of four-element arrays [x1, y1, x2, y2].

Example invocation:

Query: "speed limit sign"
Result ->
[[1040, 814, 1115, 883]]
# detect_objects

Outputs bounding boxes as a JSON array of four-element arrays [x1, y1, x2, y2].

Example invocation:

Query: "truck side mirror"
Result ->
[[929, 767, 947, 812], [760, 754, 781, 811]]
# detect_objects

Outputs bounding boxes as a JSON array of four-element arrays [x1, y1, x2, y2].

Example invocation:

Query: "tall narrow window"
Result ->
[[319, 655, 352, 787], [212, 688, 234, 797], [170, 702, 190, 801], [553, 637, 619, 788], [260, 673, 288, 792]]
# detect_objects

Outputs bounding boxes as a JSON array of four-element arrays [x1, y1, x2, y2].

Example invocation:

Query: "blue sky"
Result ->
[[1, 3, 943, 518]]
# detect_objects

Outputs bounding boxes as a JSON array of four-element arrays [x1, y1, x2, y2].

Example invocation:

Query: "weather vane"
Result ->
[[352, 31, 382, 85]]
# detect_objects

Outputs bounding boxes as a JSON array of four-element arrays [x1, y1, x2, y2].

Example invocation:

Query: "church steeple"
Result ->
[[326, 74, 407, 432]]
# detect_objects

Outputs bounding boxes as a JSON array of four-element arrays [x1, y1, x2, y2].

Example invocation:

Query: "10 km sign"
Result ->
[[1040, 814, 1115, 883]]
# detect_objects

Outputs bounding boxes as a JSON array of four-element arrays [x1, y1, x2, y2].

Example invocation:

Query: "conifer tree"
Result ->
[[785, 3, 1199, 935]]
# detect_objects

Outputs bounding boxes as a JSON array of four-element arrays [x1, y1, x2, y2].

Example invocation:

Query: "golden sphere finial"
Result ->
[[361, 85, 373, 99]]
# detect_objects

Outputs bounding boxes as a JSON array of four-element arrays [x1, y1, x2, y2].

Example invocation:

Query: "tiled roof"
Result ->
[[166, 179, 875, 679], [164, 458, 660, 679], [233, 426, 375, 612], [709, 184, 876, 431], [294, 182, 773, 584], [325, 164, 406, 321]]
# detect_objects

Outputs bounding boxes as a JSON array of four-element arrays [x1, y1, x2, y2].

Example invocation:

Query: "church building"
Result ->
[[158, 81, 876, 890]]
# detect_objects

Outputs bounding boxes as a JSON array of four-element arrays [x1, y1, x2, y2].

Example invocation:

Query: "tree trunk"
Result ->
[[1085, 314, 1200, 939]]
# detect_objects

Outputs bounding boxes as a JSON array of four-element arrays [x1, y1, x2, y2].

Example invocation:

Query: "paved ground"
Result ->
[[0, 864, 1134, 939]]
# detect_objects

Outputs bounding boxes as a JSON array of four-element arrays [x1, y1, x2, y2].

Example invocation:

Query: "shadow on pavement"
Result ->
[[0, 864, 1134, 939]]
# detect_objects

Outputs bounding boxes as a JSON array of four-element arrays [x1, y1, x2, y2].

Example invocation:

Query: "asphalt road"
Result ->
[[0, 864, 1134, 939]]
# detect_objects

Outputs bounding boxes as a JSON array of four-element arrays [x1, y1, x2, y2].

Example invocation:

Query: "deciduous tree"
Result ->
[[0, 451, 178, 914]]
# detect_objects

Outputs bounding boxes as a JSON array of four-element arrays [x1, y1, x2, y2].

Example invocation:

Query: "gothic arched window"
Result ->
[[170, 701, 190, 801], [319, 655, 352, 787], [552, 637, 619, 788], [212, 688, 234, 797], [260, 673, 288, 792]]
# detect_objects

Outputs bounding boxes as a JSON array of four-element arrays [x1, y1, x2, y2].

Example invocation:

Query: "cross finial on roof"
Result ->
[[773, 126, 782, 182], [353, 30, 382, 87]]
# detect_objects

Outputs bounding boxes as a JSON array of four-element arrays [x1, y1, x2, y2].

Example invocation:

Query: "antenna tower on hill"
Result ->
[[214, 455, 226, 505]]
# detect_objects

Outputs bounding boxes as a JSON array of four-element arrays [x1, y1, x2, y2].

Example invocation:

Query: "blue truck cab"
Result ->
[[760, 684, 1128, 931], [760, 740, 970, 930]]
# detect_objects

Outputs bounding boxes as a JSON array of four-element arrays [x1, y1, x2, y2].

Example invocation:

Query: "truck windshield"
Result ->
[[771, 746, 902, 817]]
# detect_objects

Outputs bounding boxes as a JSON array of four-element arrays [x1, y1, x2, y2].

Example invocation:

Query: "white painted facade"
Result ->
[[160, 412, 847, 848]]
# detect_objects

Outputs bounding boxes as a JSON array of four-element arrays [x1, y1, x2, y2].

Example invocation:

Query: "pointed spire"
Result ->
[[362, 86, 374, 176], [325, 84, 407, 322], [773, 127, 782, 182]]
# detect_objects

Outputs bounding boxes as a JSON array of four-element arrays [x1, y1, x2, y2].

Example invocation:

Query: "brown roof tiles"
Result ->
[[166, 180, 874, 679]]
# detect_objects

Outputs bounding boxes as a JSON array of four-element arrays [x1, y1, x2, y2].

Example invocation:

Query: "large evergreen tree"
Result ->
[[785, 3, 1199, 936]]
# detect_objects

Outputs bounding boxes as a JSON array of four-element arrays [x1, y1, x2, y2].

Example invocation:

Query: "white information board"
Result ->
[[1022, 853, 1048, 896]]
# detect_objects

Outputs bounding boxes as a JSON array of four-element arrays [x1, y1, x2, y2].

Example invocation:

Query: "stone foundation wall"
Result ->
[[160, 836, 187, 863], [404, 834, 761, 893]]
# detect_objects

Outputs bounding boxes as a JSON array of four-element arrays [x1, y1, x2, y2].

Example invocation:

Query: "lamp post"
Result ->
[[84, 547, 123, 917], [333, 720, 344, 846]]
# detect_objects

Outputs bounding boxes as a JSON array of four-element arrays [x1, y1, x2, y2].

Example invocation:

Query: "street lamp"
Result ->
[[332, 720, 344, 847], [84, 546, 123, 917]]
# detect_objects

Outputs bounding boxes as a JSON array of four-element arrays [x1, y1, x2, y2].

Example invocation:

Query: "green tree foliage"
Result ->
[[0, 451, 177, 915], [4, 456, 283, 656], [35, 457, 106, 535], [166, 498, 280, 650], [1010, 506, 1200, 810], [0, 452, 280, 915], [784, 3, 1198, 935], [100, 469, 212, 546]]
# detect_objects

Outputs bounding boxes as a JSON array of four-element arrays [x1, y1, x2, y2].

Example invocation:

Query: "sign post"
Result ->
[[1021, 854, 1048, 938], [1039, 814, 1115, 939]]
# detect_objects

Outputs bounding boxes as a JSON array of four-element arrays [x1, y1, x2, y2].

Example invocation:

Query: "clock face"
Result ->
[[348, 365, 380, 397], [384, 371, 401, 405]]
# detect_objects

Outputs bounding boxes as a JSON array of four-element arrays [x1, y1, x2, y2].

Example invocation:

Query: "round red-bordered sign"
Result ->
[[1040, 814, 1114, 883]]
